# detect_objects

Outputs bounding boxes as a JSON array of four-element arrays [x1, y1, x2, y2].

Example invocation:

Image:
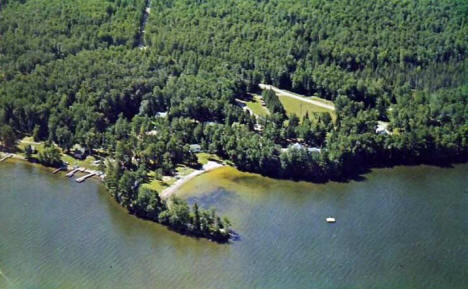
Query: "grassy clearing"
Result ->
[[176, 165, 196, 176], [259, 85, 336, 121], [196, 152, 223, 165], [17, 137, 45, 152], [277, 94, 336, 122], [143, 176, 175, 192], [245, 94, 269, 117], [143, 152, 227, 193], [142, 165, 195, 193], [61, 154, 98, 170], [310, 96, 335, 107], [16, 137, 100, 169]]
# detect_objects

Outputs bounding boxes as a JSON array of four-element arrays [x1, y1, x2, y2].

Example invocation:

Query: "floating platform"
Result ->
[[326, 217, 336, 223], [76, 172, 96, 183], [0, 154, 13, 162], [66, 167, 84, 177], [52, 167, 65, 174]]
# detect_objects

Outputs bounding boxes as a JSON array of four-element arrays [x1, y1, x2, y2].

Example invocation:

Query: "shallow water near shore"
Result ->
[[0, 160, 467, 289]]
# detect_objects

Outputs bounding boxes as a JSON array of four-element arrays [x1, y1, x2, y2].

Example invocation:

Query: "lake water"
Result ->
[[0, 160, 467, 289]]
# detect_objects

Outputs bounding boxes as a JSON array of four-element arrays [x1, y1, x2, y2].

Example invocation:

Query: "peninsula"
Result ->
[[1, 0, 467, 243]]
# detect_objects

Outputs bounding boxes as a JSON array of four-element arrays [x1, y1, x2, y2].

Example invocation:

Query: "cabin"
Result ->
[[156, 111, 168, 118], [189, 144, 202, 153], [376, 121, 391, 135], [71, 144, 87, 160], [307, 147, 322, 153], [235, 99, 247, 108], [282, 143, 322, 154], [290, 142, 305, 150], [253, 123, 264, 132], [146, 130, 158, 136]]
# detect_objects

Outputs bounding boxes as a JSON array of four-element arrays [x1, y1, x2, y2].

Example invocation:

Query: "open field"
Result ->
[[244, 94, 269, 117], [259, 84, 336, 121], [61, 154, 99, 170], [277, 94, 335, 119], [197, 152, 224, 165]]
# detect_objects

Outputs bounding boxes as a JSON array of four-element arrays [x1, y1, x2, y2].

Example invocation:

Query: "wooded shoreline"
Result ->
[[0, 151, 232, 243]]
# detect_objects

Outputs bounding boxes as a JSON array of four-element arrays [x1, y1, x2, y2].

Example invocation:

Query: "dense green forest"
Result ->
[[1, 0, 468, 240]]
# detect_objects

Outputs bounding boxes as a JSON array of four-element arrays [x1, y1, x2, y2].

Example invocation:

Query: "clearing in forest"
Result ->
[[244, 94, 270, 117], [259, 84, 336, 120]]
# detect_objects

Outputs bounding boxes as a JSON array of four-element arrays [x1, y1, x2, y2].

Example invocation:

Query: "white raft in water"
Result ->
[[326, 217, 336, 223]]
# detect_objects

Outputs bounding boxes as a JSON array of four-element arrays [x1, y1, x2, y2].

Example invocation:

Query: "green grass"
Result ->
[[16, 138, 227, 193], [143, 163, 201, 193], [61, 154, 98, 170], [276, 94, 336, 122], [196, 152, 223, 165], [176, 165, 196, 176], [245, 94, 269, 117], [142, 164, 196, 193], [17, 137, 101, 169], [142, 153, 228, 193], [310, 96, 335, 107], [142, 178, 173, 192], [143, 170, 177, 192], [17, 137, 46, 154]]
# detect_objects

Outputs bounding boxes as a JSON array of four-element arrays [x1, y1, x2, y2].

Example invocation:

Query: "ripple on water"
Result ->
[[0, 161, 467, 289]]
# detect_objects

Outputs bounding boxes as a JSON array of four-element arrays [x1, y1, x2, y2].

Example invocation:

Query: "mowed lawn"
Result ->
[[17, 137, 100, 170], [245, 94, 269, 117], [142, 152, 226, 193], [277, 93, 336, 122]]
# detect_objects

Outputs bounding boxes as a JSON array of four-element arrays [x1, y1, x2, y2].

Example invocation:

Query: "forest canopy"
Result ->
[[1, 0, 467, 232]]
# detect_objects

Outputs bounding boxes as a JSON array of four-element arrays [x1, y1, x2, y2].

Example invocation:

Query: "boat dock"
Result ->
[[64, 165, 103, 183], [52, 167, 66, 174], [0, 153, 13, 162], [66, 167, 85, 177], [76, 172, 96, 183]]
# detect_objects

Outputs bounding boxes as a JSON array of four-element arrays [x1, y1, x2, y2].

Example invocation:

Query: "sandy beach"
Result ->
[[160, 161, 224, 199]]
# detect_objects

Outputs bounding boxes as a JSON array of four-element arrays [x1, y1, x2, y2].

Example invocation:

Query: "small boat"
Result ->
[[326, 217, 336, 223]]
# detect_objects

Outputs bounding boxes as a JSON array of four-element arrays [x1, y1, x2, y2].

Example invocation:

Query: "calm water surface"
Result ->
[[0, 160, 467, 289]]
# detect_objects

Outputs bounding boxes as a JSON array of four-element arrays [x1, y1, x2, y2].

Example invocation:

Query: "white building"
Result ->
[[156, 111, 168, 118], [189, 144, 202, 153], [376, 121, 391, 135]]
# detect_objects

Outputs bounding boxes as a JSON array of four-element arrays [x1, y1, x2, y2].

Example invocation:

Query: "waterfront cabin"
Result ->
[[376, 121, 391, 135], [146, 130, 158, 136], [156, 111, 168, 118], [189, 144, 202, 153], [72, 144, 87, 160], [290, 142, 304, 150], [253, 123, 264, 132], [307, 147, 321, 153]]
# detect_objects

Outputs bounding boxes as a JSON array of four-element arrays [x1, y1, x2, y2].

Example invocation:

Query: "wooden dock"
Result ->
[[0, 154, 13, 162], [76, 172, 96, 183], [52, 167, 66, 174], [66, 167, 84, 177]]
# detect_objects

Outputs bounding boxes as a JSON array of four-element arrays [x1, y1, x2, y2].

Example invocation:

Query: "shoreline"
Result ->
[[160, 161, 224, 199], [1, 151, 223, 197], [0, 152, 104, 181], [0, 151, 224, 195]]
